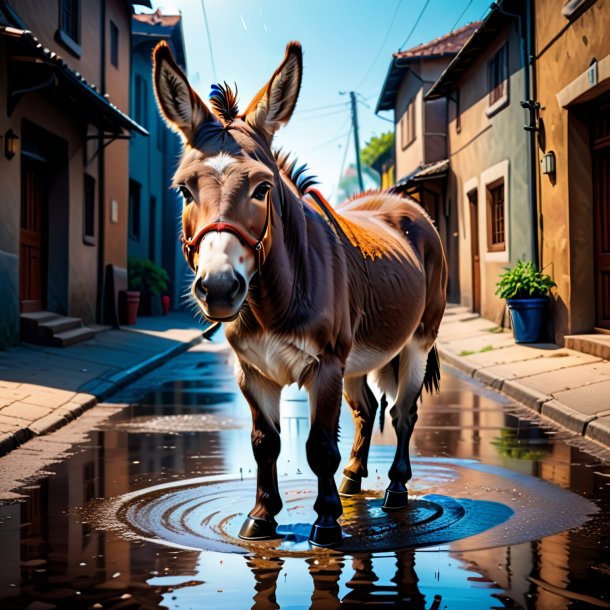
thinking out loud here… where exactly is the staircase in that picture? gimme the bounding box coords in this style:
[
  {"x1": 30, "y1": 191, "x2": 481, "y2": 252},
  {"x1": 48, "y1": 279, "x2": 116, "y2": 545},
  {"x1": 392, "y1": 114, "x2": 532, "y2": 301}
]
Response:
[{"x1": 20, "y1": 311, "x2": 96, "y2": 347}]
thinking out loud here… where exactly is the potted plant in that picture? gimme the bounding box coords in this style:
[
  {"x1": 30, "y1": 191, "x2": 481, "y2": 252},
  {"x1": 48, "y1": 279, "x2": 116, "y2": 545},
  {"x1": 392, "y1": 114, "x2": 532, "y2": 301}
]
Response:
[
  {"x1": 495, "y1": 260, "x2": 556, "y2": 343},
  {"x1": 128, "y1": 257, "x2": 170, "y2": 316}
]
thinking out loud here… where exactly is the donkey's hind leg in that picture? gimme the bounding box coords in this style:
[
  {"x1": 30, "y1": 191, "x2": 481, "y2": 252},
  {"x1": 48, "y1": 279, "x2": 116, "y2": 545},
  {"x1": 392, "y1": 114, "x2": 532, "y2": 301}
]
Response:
[
  {"x1": 236, "y1": 361, "x2": 283, "y2": 540},
  {"x1": 383, "y1": 340, "x2": 429, "y2": 511},
  {"x1": 339, "y1": 375, "x2": 379, "y2": 497}
]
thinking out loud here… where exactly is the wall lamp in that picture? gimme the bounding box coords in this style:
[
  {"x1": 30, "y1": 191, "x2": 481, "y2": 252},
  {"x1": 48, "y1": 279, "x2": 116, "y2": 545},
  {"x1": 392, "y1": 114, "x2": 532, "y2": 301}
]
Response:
[
  {"x1": 542, "y1": 151, "x2": 556, "y2": 175},
  {"x1": 4, "y1": 129, "x2": 19, "y2": 160}
]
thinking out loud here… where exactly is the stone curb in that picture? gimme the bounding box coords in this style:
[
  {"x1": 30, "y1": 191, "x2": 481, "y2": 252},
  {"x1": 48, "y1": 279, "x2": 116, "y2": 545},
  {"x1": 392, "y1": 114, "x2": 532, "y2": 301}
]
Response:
[
  {"x1": 436, "y1": 343, "x2": 609, "y2": 451},
  {"x1": 0, "y1": 333, "x2": 204, "y2": 457}
]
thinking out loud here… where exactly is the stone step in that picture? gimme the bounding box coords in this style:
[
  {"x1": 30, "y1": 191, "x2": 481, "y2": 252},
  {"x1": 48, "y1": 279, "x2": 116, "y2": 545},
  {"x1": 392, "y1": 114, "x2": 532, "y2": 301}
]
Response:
[
  {"x1": 20, "y1": 310, "x2": 59, "y2": 328},
  {"x1": 38, "y1": 316, "x2": 83, "y2": 337},
  {"x1": 51, "y1": 327, "x2": 95, "y2": 347},
  {"x1": 564, "y1": 334, "x2": 610, "y2": 361}
]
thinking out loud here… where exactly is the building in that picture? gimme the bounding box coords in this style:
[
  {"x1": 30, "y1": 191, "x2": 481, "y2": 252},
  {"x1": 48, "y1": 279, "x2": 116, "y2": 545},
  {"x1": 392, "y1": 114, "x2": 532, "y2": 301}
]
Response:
[
  {"x1": 129, "y1": 9, "x2": 186, "y2": 312},
  {"x1": 534, "y1": 0, "x2": 610, "y2": 342},
  {"x1": 0, "y1": 0, "x2": 148, "y2": 348},
  {"x1": 376, "y1": 22, "x2": 479, "y2": 303},
  {"x1": 426, "y1": 1, "x2": 531, "y2": 323}
]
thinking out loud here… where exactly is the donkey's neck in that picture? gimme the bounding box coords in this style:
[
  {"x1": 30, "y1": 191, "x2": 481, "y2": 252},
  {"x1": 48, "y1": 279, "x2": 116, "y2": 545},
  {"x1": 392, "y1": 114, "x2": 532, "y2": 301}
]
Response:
[{"x1": 244, "y1": 181, "x2": 314, "y2": 330}]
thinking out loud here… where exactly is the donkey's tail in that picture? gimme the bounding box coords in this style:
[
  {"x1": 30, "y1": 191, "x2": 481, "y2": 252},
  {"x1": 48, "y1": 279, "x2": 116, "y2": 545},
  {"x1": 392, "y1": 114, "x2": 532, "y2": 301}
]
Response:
[{"x1": 423, "y1": 344, "x2": 441, "y2": 395}]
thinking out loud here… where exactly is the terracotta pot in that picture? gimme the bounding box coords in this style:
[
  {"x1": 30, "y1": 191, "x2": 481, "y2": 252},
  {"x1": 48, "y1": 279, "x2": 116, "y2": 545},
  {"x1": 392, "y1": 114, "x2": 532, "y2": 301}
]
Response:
[{"x1": 120, "y1": 290, "x2": 141, "y2": 325}]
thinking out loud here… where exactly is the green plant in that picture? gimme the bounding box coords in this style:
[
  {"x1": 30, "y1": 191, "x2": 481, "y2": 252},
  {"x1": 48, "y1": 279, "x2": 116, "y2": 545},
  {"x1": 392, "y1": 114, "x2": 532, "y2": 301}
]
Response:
[
  {"x1": 128, "y1": 257, "x2": 169, "y2": 296},
  {"x1": 495, "y1": 260, "x2": 556, "y2": 299}
]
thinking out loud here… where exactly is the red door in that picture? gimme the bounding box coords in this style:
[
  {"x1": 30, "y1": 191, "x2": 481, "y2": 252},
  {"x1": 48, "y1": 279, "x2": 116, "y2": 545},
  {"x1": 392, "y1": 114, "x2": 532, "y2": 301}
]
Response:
[
  {"x1": 468, "y1": 190, "x2": 481, "y2": 314},
  {"x1": 20, "y1": 158, "x2": 47, "y2": 313},
  {"x1": 593, "y1": 97, "x2": 610, "y2": 329}
]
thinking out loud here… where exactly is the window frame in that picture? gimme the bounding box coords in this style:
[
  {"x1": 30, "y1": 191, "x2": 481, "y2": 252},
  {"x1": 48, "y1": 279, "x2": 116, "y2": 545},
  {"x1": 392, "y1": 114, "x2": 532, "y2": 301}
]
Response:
[
  {"x1": 486, "y1": 42, "x2": 509, "y2": 117},
  {"x1": 400, "y1": 99, "x2": 416, "y2": 150},
  {"x1": 480, "y1": 160, "x2": 509, "y2": 263},
  {"x1": 486, "y1": 178, "x2": 506, "y2": 252},
  {"x1": 56, "y1": 0, "x2": 82, "y2": 58},
  {"x1": 110, "y1": 20, "x2": 119, "y2": 68},
  {"x1": 83, "y1": 173, "x2": 96, "y2": 246},
  {"x1": 129, "y1": 180, "x2": 141, "y2": 241}
]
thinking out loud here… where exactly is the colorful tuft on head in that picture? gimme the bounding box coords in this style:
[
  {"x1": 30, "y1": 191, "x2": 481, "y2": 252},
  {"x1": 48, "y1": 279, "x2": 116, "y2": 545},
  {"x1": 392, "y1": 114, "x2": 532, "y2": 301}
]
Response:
[{"x1": 209, "y1": 82, "x2": 239, "y2": 123}]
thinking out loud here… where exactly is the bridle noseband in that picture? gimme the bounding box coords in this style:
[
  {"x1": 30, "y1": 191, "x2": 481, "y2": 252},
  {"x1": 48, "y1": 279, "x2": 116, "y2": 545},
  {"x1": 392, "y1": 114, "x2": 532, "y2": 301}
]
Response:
[{"x1": 180, "y1": 192, "x2": 273, "y2": 273}]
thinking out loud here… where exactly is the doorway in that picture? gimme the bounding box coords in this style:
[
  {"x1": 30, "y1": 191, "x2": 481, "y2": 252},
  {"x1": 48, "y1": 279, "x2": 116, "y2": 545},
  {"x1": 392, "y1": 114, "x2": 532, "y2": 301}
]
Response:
[
  {"x1": 592, "y1": 96, "x2": 610, "y2": 329},
  {"x1": 468, "y1": 189, "x2": 481, "y2": 314},
  {"x1": 20, "y1": 156, "x2": 48, "y2": 313}
]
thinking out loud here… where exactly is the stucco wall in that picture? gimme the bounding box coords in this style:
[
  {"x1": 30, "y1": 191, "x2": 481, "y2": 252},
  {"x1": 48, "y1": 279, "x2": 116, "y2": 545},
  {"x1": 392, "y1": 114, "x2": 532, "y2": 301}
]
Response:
[
  {"x1": 535, "y1": 0, "x2": 610, "y2": 340},
  {"x1": 446, "y1": 24, "x2": 530, "y2": 323}
]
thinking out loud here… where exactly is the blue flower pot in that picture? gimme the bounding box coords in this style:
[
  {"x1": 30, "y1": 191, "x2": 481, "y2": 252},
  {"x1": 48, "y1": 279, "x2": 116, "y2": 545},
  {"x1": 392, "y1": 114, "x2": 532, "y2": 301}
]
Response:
[{"x1": 506, "y1": 297, "x2": 549, "y2": 343}]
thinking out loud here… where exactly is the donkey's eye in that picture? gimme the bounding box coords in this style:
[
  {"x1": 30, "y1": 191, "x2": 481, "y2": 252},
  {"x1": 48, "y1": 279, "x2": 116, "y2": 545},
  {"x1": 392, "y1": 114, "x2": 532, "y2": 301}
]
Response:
[
  {"x1": 251, "y1": 182, "x2": 272, "y2": 201},
  {"x1": 178, "y1": 185, "x2": 193, "y2": 204}
]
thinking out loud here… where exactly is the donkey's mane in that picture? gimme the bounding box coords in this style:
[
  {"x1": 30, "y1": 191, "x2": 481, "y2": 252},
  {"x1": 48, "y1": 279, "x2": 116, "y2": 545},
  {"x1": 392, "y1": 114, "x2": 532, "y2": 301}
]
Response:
[
  {"x1": 209, "y1": 82, "x2": 239, "y2": 123},
  {"x1": 273, "y1": 148, "x2": 318, "y2": 195}
]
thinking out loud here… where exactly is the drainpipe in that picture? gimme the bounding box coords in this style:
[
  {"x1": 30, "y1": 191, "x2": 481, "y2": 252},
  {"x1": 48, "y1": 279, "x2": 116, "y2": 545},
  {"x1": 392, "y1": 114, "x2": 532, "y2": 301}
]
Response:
[{"x1": 96, "y1": 1, "x2": 107, "y2": 322}]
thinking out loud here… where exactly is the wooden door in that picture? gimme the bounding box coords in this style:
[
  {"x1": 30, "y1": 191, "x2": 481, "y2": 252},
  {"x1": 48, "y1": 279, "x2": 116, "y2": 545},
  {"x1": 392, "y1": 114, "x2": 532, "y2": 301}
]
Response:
[
  {"x1": 468, "y1": 189, "x2": 481, "y2": 314},
  {"x1": 20, "y1": 158, "x2": 47, "y2": 312},
  {"x1": 593, "y1": 97, "x2": 610, "y2": 329}
]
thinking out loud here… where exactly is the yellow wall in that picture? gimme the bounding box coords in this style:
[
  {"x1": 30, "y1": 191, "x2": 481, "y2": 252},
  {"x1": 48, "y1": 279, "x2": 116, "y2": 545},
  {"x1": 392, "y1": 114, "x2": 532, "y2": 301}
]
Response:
[{"x1": 535, "y1": 0, "x2": 610, "y2": 341}]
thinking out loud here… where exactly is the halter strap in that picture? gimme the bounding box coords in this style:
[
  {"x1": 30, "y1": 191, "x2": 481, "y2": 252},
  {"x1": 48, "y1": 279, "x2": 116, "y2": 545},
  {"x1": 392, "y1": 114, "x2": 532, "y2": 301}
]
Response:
[{"x1": 180, "y1": 192, "x2": 273, "y2": 273}]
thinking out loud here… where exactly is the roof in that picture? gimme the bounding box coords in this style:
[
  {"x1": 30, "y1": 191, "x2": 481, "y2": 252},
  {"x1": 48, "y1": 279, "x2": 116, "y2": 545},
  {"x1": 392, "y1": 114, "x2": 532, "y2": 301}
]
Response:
[
  {"x1": 132, "y1": 9, "x2": 186, "y2": 70},
  {"x1": 0, "y1": 26, "x2": 147, "y2": 136},
  {"x1": 426, "y1": 0, "x2": 524, "y2": 100},
  {"x1": 395, "y1": 159, "x2": 449, "y2": 188},
  {"x1": 133, "y1": 8, "x2": 180, "y2": 27},
  {"x1": 376, "y1": 22, "x2": 480, "y2": 113}
]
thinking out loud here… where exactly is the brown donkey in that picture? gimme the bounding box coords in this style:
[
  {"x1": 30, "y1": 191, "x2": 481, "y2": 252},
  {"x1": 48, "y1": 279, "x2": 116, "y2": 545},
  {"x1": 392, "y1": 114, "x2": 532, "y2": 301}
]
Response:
[{"x1": 153, "y1": 41, "x2": 447, "y2": 547}]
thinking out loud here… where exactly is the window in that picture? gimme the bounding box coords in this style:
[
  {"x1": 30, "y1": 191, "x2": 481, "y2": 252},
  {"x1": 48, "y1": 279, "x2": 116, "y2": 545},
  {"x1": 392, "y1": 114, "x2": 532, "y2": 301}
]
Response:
[
  {"x1": 149, "y1": 196, "x2": 157, "y2": 261},
  {"x1": 486, "y1": 179, "x2": 505, "y2": 252},
  {"x1": 57, "y1": 0, "x2": 81, "y2": 57},
  {"x1": 135, "y1": 76, "x2": 148, "y2": 128},
  {"x1": 110, "y1": 21, "x2": 119, "y2": 68},
  {"x1": 83, "y1": 173, "x2": 95, "y2": 245},
  {"x1": 400, "y1": 100, "x2": 416, "y2": 150},
  {"x1": 488, "y1": 44, "x2": 508, "y2": 108},
  {"x1": 129, "y1": 180, "x2": 141, "y2": 240}
]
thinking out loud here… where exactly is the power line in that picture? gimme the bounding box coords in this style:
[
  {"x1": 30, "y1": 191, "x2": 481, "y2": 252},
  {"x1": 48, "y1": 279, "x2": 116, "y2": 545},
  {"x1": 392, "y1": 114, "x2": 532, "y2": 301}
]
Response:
[
  {"x1": 450, "y1": 0, "x2": 476, "y2": 31},
  {"x1": 301, "y1": 129, "x2": 351, "y2": 153},
  {"x1": 354, "y1": 0, "x2": 403, "y2": 91},
  {"x1": 336, "y1": 124, "x2": 353, "y2": 190},
  {"x1": 296, "y1": 101, "x2": 349, "y2": 114},
  {"x1": 399, "y1": 0, "x2": 431, "y2": 51},
  {"x1": 200, "y1": 0, "x2": 217, "y2": 83},
  {"x1": 293, "y1": 107, "x2": 350, "y2": 122}
]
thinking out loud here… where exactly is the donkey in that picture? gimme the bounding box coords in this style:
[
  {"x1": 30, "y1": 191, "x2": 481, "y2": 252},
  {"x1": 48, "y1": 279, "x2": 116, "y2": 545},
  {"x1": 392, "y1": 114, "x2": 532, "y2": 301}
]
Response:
[{"x1": 153, "y1": 40, "x2": 447, "y2": 547}]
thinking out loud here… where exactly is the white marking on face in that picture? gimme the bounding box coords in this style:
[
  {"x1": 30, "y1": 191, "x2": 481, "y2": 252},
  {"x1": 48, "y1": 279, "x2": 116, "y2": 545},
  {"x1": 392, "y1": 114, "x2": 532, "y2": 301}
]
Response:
[
  {"x1": 203, "y1": 153, "x2": 237, "y2": 175},
  {"x1": 196, "y1": 232, "x2": 255, "y2": 284}
]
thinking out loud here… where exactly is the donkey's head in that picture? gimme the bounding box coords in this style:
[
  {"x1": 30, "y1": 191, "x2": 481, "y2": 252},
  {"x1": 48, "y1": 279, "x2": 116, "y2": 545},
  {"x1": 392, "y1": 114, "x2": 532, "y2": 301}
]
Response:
[{"x1": 153, "y1": 41, "x2": 302, "y2": 322}]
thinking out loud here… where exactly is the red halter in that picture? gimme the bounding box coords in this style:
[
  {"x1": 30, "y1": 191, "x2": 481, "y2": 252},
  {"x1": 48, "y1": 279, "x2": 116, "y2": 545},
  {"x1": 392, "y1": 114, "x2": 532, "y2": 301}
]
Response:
[{"x1": 180, "y1": 193, "x2": 273, "y2": 273}]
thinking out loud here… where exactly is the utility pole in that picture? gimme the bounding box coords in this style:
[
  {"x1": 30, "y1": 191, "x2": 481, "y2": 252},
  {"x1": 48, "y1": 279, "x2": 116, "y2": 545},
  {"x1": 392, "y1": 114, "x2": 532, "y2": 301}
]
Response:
[{"x1": 349, "y1": 91, "x2": 365, "y2": 192}]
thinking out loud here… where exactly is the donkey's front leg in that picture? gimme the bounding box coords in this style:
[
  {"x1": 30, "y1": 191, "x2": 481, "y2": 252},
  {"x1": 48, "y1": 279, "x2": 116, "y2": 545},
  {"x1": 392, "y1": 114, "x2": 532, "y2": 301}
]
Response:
[
  {"x1": 237, "y1": 361, "x2": 283, "y2": 540},
  {"x1": 306, "y1": 355, "x2": 344, "y2": 547}
]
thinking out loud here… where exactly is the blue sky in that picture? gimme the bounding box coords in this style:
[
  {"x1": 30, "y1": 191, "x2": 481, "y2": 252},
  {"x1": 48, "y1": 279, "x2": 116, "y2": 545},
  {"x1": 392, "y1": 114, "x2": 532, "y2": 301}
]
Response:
[{"x1": 145, "y1": 0, "x2": 491, "y2": 201}]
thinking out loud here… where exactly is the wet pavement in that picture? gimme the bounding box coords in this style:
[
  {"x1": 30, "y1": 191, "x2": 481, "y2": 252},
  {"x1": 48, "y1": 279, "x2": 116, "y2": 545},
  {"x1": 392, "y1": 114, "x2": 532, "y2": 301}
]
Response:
[{"x1": 1, "y1": 338, "x2": 610, "y2": 609}]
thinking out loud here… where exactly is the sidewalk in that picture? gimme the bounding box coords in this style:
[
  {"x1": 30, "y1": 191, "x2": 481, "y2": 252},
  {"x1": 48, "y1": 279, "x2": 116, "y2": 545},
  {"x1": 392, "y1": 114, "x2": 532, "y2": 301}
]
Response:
[
  {"x1": 438, "y1": 305, "x2": 610, "y2": 450},
  {"x1": 0, "y1": 312, "x2": 207, "y2": 456}
]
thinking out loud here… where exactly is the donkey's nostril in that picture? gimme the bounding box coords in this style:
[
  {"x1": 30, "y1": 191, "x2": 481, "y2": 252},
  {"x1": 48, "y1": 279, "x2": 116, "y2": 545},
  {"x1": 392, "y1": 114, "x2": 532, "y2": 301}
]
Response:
[
  {"x1": 230, "y1": 272, "x2": 245, "y2": 300},
  {"x1": 195, "y1": 277, "x2": 208, "y2": 299}
]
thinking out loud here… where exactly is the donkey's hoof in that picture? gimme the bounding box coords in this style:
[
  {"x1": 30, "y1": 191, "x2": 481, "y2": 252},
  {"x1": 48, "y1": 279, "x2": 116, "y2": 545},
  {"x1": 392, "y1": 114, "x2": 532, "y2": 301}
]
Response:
[
  {"x1": 338, "y1": 474, "x2": 362, "y2": 497},
  {"x1": 382, "y1": 488, "x2": 409, "y2": 512},
  {"x1": 238, "y1": 516, "x2": 279, "y2": 540},
  {"x1": 309, "y1": 519, "x2": 342, "y2": 547}
]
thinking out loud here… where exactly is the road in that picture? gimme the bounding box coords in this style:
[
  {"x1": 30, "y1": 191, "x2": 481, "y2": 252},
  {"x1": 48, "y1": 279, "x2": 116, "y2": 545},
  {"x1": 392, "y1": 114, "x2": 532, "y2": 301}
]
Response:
[{"x1": 0, "y1": 337, "x2": 609, "y2": 609}]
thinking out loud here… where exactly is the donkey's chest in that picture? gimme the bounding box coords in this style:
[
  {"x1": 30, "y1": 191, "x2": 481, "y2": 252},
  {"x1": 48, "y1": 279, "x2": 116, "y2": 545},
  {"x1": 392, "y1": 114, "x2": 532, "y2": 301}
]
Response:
[{"x1": 235, "y1": 333, "x2": 320, "y2": 387}]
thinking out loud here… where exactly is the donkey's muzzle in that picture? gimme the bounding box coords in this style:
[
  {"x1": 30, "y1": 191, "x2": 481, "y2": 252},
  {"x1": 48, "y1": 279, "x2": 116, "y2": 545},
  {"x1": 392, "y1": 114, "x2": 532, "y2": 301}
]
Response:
[{"x1": 194, "y1": 265, "x2": 246, "y2": 319}]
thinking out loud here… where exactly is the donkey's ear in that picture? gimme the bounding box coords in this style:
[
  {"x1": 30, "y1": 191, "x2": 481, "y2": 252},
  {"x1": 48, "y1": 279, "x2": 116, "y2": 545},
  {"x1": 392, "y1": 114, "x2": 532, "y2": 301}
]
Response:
[
  {"x1": 153, "y1": 41, "x2": 213, "y2": 142},
  {"x1": 243, "y1": 41, "x2": 302, "y2": 139}
]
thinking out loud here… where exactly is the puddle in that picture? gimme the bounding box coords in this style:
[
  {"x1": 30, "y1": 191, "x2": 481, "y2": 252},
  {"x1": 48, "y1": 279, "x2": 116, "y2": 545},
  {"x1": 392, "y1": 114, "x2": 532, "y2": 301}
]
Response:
[{"x1": 0, "y1": 344, "x2": 609, "y2": 609}]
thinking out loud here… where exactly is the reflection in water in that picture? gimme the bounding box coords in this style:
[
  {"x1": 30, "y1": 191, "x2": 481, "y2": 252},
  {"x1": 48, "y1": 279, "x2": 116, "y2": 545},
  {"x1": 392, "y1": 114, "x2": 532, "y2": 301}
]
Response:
[{"x1": 0, "y1": 348, "x2": 609, "y2": 609}]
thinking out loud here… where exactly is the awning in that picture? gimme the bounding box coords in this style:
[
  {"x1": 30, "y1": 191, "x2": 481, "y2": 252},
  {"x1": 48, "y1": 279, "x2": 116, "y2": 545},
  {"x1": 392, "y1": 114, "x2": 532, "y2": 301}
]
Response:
[
  {"x1": 1, "y1": 26, "x2": 148, "y2": 136},
  {"x1": 395, "y1": 159, "x2": 449, "y2": 188}
]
